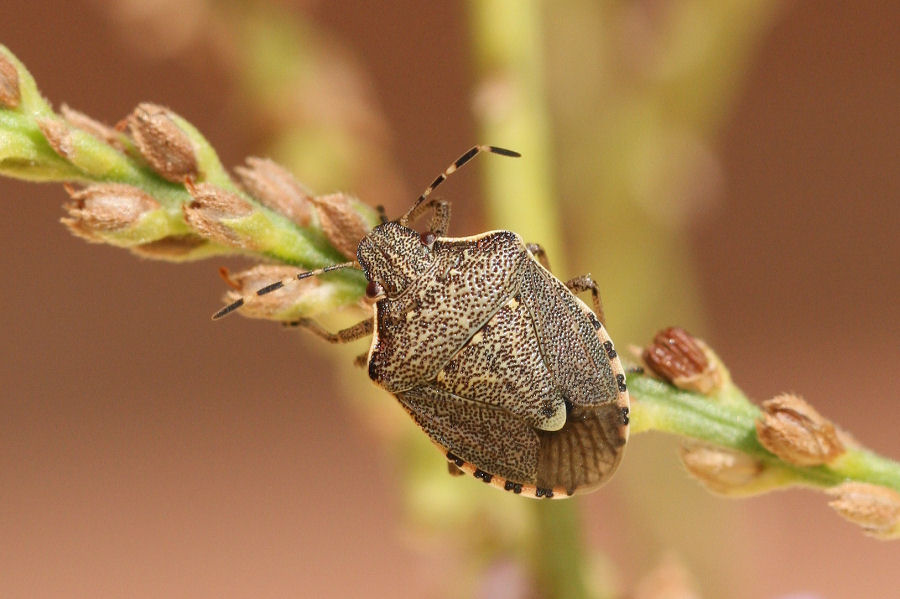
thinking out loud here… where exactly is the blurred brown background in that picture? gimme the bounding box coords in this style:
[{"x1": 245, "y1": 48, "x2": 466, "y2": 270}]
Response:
[{"x1": 1, "y1": 2, "x2": 898, "y2": 598}]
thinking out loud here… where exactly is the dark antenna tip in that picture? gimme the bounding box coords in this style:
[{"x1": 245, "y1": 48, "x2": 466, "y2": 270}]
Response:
[
  {"x1": 488, "y1": 146, "x2": 521, "y2": 158},
  {"x1": 400, "y1": 145, "x2": 522, "y2": 226}
]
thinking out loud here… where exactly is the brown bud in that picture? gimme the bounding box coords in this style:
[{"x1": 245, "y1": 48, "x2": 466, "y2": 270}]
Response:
[
  {"x1": 131, "y1": 234, "x2": 210, "y2": 260},
  {"x1": 0, "y1": 55, "x2": 20, "y2": 109},
  {"x1": 219, "y1": 265, "x2": 320, "y2": 320},
  {"x1": 756, "y1": 393, "x2": 845, "y2": 466},
  {"x1": 183, "y1": 183, "x2": 255, "y2": 248},
  {"x1": 235, "y1": 157, "x2": 313, "y2": 228},
  {"x1": 37, "y1": 118, "x2": 75, "y2": 160},
  {"x1": 127, "y1": 103, "x2": 197, "y2": 182},
  {"x1": 312, "y1": 192, "x2": 371, "y2": 259},
  {"x1": 61, "y1": 184, "x2": 160, "y2": 242},
  {"x1": 827, "y1": 482, "x2": 900, "y2": 539},
  {"x1": 679, "y1": 440, "x2": 767, "y2": 496},
  {"x1": 642, "y1": 327, "x2": 723, "y2": 394},
  {"x1": 61, "y1": 104, "x2": 121, "y2": 147},
  {"x1": 0, "y1": 52, "x2": 20, "y2": 108}
]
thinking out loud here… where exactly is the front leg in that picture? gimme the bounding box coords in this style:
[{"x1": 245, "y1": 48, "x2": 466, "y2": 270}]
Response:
[
  {"x1": 284, "y1": 317, "x2": 374, "y2": 344},
  {"x1": 404, "y1": 197, "x2": 451, "y2": 238},
  {"x1": 428, "y1": 199, "x2": 451, "y2": 238}
]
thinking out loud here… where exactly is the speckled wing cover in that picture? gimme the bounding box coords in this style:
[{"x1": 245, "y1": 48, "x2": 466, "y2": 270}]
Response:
[
  {"x1": 374, "y1": 231, "x2": 628, "y2": 497},
  {"x1": 368, "y1": 231, "x2": 527, "y2": 392}
]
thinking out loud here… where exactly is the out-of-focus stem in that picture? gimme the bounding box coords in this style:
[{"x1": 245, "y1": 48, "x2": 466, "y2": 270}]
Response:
[
  {"x1": 468, "y1": 2, "x2": 592, "y2": 598},
  {"x1": 468, "y1": 0, "x2": 562, "y2": 260}
]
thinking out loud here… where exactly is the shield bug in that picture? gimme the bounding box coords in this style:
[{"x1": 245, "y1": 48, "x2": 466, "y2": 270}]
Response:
[{"x1": 215, "y1": 146, "x2": 630, "y2": 498}]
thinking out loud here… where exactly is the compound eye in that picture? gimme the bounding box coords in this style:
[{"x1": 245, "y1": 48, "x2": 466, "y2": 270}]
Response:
[
  {"x1": 365, "y1": 279, "x2": 385, "y2": 301},
  {"x1": 419, "y1": 231, "x2": 436, "y2": 248}
]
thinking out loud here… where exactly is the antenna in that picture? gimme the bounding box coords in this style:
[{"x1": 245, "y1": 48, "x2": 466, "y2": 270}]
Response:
[
  {"x1": 212, "y1": 261, "x2": 358, "y2": 320},
  {"x1": 398, "y1": 145, "x2": 520, "y2": 227}
]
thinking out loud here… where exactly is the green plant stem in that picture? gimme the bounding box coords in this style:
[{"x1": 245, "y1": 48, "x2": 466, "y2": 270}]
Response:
[{"x1": 629, "y1": 374, "x2": 900, "y2": 492}]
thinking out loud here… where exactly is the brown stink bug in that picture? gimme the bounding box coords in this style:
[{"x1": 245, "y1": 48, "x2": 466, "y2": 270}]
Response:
[{"x1": 214, "y1": 146, "x2": 630, "y2": 498}]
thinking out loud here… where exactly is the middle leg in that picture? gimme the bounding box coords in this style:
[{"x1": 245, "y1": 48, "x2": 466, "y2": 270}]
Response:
[
  {"x1": 526, "y1": 242, "x2": 552, "y2": 272},
  {"x1": 564, "y1": 274, "x2": 606, "y2": 326},
  {"x1": 523, "y1": 243, "x2": 604, "y2": 324}
]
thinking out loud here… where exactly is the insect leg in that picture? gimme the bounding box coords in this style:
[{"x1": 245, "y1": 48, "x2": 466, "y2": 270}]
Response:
[
  {"x1": 428, "y1": 200, "x2": 451, "y2": 237},
  {"x1": 564, "y1": 274, "x2": 606, "y2": 326},
  {"x1": 526, "y1": 243, "x2": 552, "y2": 272},
  {"x1": 353, "y1": 351, "x2": 369, "y2": 368},
  {"x1": 284, "y1": 317, "x2": 374, "y2": 343},
  {"x1": 447, "y1": 462, "x2": 466, "y2": 477},
  {"x1": 403, "y1": 197, "x2": 451, "y2": 236}
]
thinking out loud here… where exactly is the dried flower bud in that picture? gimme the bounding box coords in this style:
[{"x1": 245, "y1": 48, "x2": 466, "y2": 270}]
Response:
[
  {"x1": 312, "y1": 192, "x2": 371, "y2": 259},
  {"x1": 235, "y1": 157, "x2": 313, "y2": 228},
  {"x1": 756, "y1": 393, "x2": 845, "y2": 466},
  {"x1": 827, "y1": 482, "x2": 900, "y2": 539},
  {"x1": 39, "y1": 116, "x2": 138, "y2": 179},
  {"x1": 127, "y1": 103, "x2": 198, "y2": 182},
  {"x1": 130, "y1": 234, "x2": 210, "y2": 260},
  {"x1": 643, "y1": 327, "x2": 723, "y2": 394},
  {"x1": 0, "y1": 52, "x2": 20, "y2": 108},
  {"x1": 219, "y1": 265, "x2": 321, "y2": 320},
  {"x1": 61, "y1": 104, "x2": 121, "y2": 147},
  {"x1": 679, "y1": 441, "x2": 767, "y2": 496},
  {"x1": 37, "y1": 118, "x2": 75, "y2": 160},
  {"x1": 61, "y1": 184, "x2": 160, "y2": 242},
  {"x1": 183, "y1": 183, "x2": 256, "y2": 249}
]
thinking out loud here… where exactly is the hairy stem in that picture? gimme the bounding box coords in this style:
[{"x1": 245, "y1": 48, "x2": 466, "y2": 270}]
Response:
[{"x1": 629, "y1": 374, "x2": 900, "y2": 492}]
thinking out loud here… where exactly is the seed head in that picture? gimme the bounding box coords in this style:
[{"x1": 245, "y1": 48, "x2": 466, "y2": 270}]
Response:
[
  {"x1": 183, "y1": 183, "x2": 256, "y2": 249},
  {"x1": 642, "y1": 327, "x2": 723, "y2": 394},
  {"x1": 311, "y1": 192, "x2": 371, "y2": 259},
  {"x1": 127, "y1": 103, "x2": 198, "y2": 182},
  {"x1": 235, "y1": 157, "x2": 313, "y2": 228},
  {"x1": 61, "y1": 184, "x2": 160, "y2": 242},
  {"x1": 61, "y1": 104, "x2": 121, "y2": 148},
  {"x1": 679, "y1": 440, "x2": 769, "y2": 496},
  {"x1": 0, "y1": 52, "x2": 20, "y2": 108},
  {"x1": 827, "y1": 482, "x2": 900, "y2": 539},
  {"x1": 756, "y1": 393, "x2": 845, "y2": 466},
  {"x1": 37, "y1": 118, "x2": 75, "y2": 160},
  {"x1": 131, "y1": 234, "x2": 211, "y2": 260}
]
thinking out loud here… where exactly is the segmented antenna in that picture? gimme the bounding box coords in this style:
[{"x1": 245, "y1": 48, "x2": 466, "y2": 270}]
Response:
[
  {"x1": 398, "y1": 145, "x2": 520, "y2": 227},
  {"x1": 213, "y1": 145, "x2": 520, "y2": 321},
  {"x1": 211, "y1": 261, "x2": 358, "y2": 320}
]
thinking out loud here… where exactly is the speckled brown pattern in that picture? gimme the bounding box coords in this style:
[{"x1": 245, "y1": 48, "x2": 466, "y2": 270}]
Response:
[
  {"x1": 361, "y1": 228, "x2": 528, "y2": 392},
  {"x1": 359, "y1": 223, "x2": 629, "y2": 497}
]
